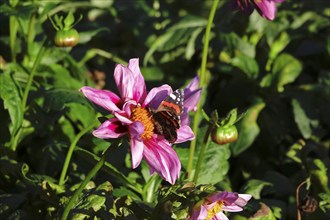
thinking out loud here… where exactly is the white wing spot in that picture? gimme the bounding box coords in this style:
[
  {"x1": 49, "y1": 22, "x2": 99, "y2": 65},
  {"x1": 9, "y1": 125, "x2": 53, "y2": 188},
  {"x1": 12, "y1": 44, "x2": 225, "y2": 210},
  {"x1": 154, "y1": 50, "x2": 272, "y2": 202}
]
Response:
[{"x1": 170, "y1": 93, "x2": 176, "y2": 100}]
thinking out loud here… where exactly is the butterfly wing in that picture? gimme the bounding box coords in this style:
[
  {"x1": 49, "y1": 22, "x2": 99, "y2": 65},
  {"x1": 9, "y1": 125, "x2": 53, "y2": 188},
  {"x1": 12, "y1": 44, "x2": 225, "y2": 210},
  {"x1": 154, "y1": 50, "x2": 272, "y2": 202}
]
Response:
[{"x1": 152, "y1": 89, "x2": 184, "y2": 143}]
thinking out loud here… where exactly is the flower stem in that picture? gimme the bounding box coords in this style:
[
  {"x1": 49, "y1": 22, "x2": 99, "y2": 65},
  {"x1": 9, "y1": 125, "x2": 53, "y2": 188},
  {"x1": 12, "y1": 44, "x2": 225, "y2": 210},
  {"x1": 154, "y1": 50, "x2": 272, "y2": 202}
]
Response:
[
  {"x1": 193, "y1": 123, "x2": 213, "y2": 183},
  {"x1": 187, "y1": 0, "x2": 219, "y2": 179},
  {"x1": 59, "y1": 122, "x2": 97, "y2": 186},
  {"x1": 60, "y1": 144, "x2": 113, "y2": 220}
]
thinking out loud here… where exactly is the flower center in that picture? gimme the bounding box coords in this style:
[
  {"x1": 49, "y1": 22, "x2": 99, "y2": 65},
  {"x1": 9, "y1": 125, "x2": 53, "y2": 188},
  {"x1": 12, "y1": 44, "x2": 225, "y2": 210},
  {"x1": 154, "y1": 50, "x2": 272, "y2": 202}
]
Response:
[
  {"x1": 206, "y1": 200, "x2": 224, "y2": 220},
  {"x1": 130, "y1": 106, "x2": 154, "y2": 140}
]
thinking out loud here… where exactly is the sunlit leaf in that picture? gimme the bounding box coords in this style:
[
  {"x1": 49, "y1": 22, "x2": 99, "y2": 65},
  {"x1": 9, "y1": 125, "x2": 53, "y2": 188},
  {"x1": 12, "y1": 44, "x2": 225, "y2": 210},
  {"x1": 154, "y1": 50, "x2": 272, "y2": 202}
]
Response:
[
  {"x1": 144, "y1": 15, "x2": 207, "y2": 65},
  {"x1": 291, "y1": 99, "x2": 312, "y2": 139},
  {"x1": 266, "y1": 31, "x2": 290, "y2": 70},
  {"x1": 310, "y1": 159, "x2": 328, "y2": 190},
  {"x1": 243, "y1": 179, "x2": 272, "y2": 200},
  {"x1": 319, "y1": 192, "x2": 330, "y2": 213},
  {"x1": 196, "y1": 142, "x2": 231, "y2": 185},
  {"x1": 249, "y1": 203, "x2": 277, "y2": 220},
  {"x1": 271, "y1": 53, "x2": 302, "y2": 92}
]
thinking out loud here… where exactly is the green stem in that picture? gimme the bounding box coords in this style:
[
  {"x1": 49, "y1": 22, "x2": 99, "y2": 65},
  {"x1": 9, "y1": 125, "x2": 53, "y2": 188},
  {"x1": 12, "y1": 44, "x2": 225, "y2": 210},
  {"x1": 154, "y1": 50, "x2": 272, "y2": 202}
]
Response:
[
  {"x1": 9, "y1": 16, "x2": 18, "y2": 63},
  {"x1": 75, "y1": 147, "x2": 143, "y2": 195},
  {"x1": 61, "y1": 145, "x2": 113, "y2": 220},
  {"x1": 27, "y1": 13, "x2": 36, "y2": 58},
  {"x1": 10, "y1": 39, "x2": 47, "y2": 151},
  {"x1": 21, "y1": 40, "x2": 47, "y2": 112},
  {"x1": 59, "y1": 122, "x2": 97, "y2": 186},
  {"x1": 193, "y1": 123, "x2": 213, "y2": 183},
  {"x1": 187, "y1": 0, "x2": 219, "y2": 179}
]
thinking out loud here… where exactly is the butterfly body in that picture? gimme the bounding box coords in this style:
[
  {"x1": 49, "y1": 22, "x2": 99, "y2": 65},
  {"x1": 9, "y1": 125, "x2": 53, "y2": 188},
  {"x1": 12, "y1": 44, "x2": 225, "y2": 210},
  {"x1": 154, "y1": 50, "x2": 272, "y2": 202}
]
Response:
[{"x1": 150, "y1": 89, "x2": 184, "y2": 144}]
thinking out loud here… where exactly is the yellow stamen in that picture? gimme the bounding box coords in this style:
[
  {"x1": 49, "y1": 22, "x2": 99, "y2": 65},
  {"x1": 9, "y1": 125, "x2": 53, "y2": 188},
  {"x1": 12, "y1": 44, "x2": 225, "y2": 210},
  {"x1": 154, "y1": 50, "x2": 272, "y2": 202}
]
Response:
[
  {"x1": 130, "y1": 106, "x2": 154, "y2": 140},
  {"x1": 206, "y1": 200, "x2": 224, "y2": 220}
]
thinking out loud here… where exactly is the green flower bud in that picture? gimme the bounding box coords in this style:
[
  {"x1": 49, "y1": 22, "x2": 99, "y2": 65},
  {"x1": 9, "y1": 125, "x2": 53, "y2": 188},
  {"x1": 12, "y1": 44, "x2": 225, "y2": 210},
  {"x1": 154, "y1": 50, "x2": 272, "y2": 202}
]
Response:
[
  {"x1": 211, "y1": 125, "x2": 238, "y2": 145},
  {"x1": 54, "y1": 29, "x2": 79, "y2": 47}
]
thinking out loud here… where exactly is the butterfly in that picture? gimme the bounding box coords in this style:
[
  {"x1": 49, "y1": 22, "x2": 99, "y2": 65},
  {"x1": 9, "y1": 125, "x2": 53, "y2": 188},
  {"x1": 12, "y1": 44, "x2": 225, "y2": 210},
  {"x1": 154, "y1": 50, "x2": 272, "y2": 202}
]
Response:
[{"x1": 150, "y1": 89, "x2": 184, "y2": 144}]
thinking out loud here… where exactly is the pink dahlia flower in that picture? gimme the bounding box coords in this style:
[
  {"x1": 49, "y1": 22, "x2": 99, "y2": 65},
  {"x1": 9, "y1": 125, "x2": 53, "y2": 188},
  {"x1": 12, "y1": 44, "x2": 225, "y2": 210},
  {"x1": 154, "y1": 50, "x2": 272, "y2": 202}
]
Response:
[
  {"x1": 80, "y1": 58, "x2": 201, "y2": 184},
  {"x1": 233, "y1": 0, "x2": 284, "y2": 21},
  {"x1": 188, "y1": 191, "x2": 252, "y2": 220}
]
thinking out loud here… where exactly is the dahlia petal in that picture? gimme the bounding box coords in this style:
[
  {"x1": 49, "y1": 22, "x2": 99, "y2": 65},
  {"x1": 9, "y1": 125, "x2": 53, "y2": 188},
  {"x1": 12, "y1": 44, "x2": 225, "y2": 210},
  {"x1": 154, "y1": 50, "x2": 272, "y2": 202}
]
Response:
[
  {"x1": 143, "y1": 84, "x2": 172, "y2": 109},
  {"x1": 129, "y1": 121, "x2": 144, "y2": 139},
  {"x1": 129, "y1": 122, "x2": 145, "y2": 168},
  {"x1": 222, "y1": 205, "x2": 243, "y2": 212},
  {"x1": 122, "y1": 100, "x2": 138, "y2": 118},
  {"x1": 180, "y1": 111, "x2": 190, "y2": 126},
  {"x1": 214, "y1": 212, "x2": 229, "y2": 220},
  {"x1": 92, "y1": 118, "x2": 127, "y2": 139},
  {"x1": 114, "y1": 63, "x2": 135, "y2": 101},
  {"x1": 184, "y1": 88, "x2": 202, "y2": 112},
  {"x1": 80, "y1": 86, "x2": 121, "y2": 112},
  {"x1": 189, "y1": 205, "x2": 208, "y2": 220},
  {"x1": 175, "y1": 125, "x2": 195, "y2": 143},
  {"x1": 185, "y1": 75, "x2": 200, "y2": 92},
  {"x1": 253, "y1": 0, "x2": 277, "y2": 20},
  {"x1": 127, "y1": 58, "x2": 147, "y2": 102},
  {"x1": 114, "y1": 111, "x2": 132, "y2": 125},
  {"x1": 235, "y1": 194, "x2": 252, "y2": 207},
  {"x1": 143, "y1": 137, "x2": 181, "y2": 184},
  {"x1": 208, "y1": 192, "x2": 238, "y2": 204},
  {"x1": 232, "y1": 0, "x2": 254, "y2": 15}
]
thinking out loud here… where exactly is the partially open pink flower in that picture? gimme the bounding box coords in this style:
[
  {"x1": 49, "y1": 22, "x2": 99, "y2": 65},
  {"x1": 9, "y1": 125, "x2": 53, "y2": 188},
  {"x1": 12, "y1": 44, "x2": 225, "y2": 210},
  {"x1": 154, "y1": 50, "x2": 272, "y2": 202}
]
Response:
[
  {"x1": 80, "y1": 58, "x2": 201, "y2": 184},
  {"x1": 233, "y1": 0, "x2": 284, "y2": 20},
  {"x1": 188, "y1": 191, "x2": 252, "y2": 220}
]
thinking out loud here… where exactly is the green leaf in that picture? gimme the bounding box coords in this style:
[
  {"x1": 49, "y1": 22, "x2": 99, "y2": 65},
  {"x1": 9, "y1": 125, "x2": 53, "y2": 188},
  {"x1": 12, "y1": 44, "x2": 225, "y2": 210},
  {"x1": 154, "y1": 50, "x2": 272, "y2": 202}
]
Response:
[
  {"x1": 48, "y1": 63, "x2": 83, "y2": 90},
  {"x1": 79, "y1": 27, "x2": 109, "y2": 44},
  {"x1": 185, "y1": 27, "x2": 204, "y2": 60},
  {"x1": 66, "y1": 103, "x2": 96, "y2": 128},
  {"x1": 140, "y1": 66, "x2": 164, "y2": 81},
  {"x1": 113, "y1": 187, "x2": 141, "y2": 201},
  {"x1": 286, "y1": 140, "x2": 304, "y2": 164},
  {"x1": 0, "y1": 193, "x2": 26, "y2": 217},
  {"x1": 243, "y1": 179, "x2": 273, "y2": 200},
  {"x1": 319, "y1": 192, "x2": 330, "y2": 213},
  {"x1": 230, "y1": 54, "x2": 259, "y2": 79},
  {"x1": 76, "y1": 182, "x2": 112, "y2": 211},
  {"x1": 175, "y1": 146, "x2": 191, "y2": 171},
  {"x1": 0, "y1": 71, "x2": 23, "y2": 136},
  {"x1": 230, "y1": 102, "x2": 265, "y2": 156},
  {"x1": 249, "y1": 203, "x2": 277, "y2": 220},
  {"x1": 43, "y1": 89, "x2": 91, "y2": 111},
  {"x1": 144, "y1": 15, "x2": 207, "y2": 65},
  {"x1": 219, "y1": 32, "x2": 256, "y2": 58},
  {"x1": 220, "y1": 108, "x2": 238, "y2": 127},
  {"x1": 311, "y1": 159, "x2": 328, "y2": 190},
  {"x1": 291, "y1": 99, "x2": 312, "y2": 139},
  {"x1": 64, "y1": 12, "x2": 75, "y2": 29},
  {"x1": 266, "y1": 32, "x2": 290, "y2": 71},
  {"x1": 196, "y1": 142, "x2": 231, "y2": 185},
  {"x1": 271, "y1": 53, "x2": 302, "y2": 92}
]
